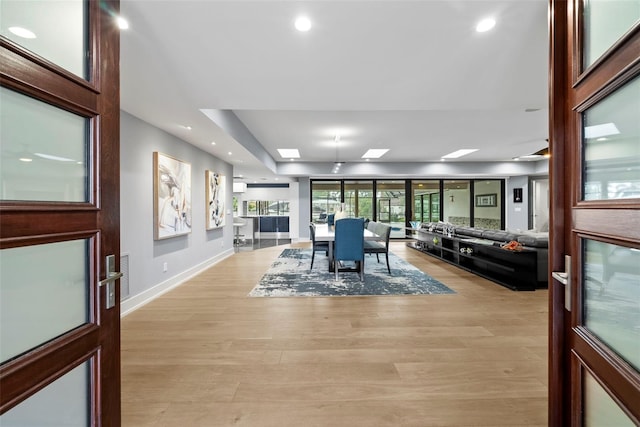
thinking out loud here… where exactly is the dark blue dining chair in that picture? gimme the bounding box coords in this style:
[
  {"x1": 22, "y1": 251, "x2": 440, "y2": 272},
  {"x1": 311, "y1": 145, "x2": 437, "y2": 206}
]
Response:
[
  {"x1": 309, "y1": 223, "x2": 329, "y2": 270},
  {"x1": 327, "y1": 213, "x2": 335, "y2": 227},
  {"x1": 333, "y1": 217, "x2": 365, "y2": 281}
]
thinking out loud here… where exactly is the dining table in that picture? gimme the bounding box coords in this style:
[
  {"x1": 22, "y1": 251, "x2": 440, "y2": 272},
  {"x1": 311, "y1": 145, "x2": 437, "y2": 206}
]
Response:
[{"x1": 313, "y1": 223, "x2": 380, "y2": 272}]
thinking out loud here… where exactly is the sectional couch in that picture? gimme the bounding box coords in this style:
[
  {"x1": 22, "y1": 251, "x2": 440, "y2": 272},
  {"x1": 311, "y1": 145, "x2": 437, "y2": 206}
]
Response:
[{"x1": 418, "y1": 222, "x2": 549, "y2": 287}]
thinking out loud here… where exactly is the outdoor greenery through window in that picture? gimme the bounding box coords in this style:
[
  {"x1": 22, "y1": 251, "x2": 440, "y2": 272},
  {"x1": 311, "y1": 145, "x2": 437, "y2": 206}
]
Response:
[
  {"x1": 344, "y1": 181, "x2": 373, "y2": 220},
  {"x1": 412, "y1": 180, "x2": 440, "y2": 224},
  {"x1": 377, "y1": 180, "x2": 406, "y2": 238},
  {"x1": 310, "y1": 178, "x2": 505, "y2": 235},
  {"x1": 311, "y1": 180, "x2": 341, "y2": 223}
]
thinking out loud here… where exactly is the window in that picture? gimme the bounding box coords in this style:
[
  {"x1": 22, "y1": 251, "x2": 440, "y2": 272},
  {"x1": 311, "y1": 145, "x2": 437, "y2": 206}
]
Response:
[
  {"x1": 344, "y1": 180, "x2": 373, "y2": 219},
  {"x1": 311, "y1": 180, "x2": 341, "y2": 223}
]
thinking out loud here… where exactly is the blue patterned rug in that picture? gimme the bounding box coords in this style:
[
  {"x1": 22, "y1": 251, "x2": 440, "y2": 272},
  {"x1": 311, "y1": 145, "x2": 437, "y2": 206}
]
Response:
[{"x1": 249, "y1": 248, "x2": 455, "y2": 297}]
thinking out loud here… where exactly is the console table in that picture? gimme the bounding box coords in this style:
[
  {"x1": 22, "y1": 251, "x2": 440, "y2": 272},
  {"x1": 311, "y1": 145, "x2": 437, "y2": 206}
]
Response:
[{"x1": 408, "y1": 230, "x2": 539, "y2": 291}]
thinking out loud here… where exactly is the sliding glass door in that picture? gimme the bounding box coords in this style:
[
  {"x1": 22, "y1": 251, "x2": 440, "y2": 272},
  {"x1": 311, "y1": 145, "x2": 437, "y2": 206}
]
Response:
[
  {"x1": 344, "y1": 180, "x2": 373, "y2": 220},
  {"x1": 311, "y1": 180, "x2": 341, "y2": 223},
  {"x1": 376, "y1": 181, "x2": 406, "y2": 238}
]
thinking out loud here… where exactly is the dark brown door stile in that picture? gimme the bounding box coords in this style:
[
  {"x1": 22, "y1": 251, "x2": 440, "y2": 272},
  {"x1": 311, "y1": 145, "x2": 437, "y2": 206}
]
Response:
[{"x1": 0, "y1": 0, "x2": 121, "y2": 424}]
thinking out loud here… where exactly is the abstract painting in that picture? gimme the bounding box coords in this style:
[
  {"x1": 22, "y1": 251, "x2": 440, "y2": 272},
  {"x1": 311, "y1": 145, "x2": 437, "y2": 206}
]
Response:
[
  {"x1": 206, "y1": 170, "x2": 225, "y2": 229},
  {"x1": 153, "y1": 152, "x2": 192, "y2": 240}
]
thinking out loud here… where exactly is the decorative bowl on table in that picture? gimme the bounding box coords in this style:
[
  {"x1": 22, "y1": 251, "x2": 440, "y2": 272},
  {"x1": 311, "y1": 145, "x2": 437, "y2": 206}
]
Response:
[{"x1": 500, "y1": 240, "x2": 524, "y2": 251}]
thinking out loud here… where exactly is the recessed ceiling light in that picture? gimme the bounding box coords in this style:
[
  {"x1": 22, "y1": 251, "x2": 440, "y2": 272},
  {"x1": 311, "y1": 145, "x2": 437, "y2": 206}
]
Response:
[
  {"x1": 362, "y1": 149, "x2": 389, "y2": 159},
  {"x1": 476, "y1": 18, "x2": 496, "y2": 33},
  {"x1": 290, "y1": 158, "x2": 295, "y2": 161},
  {"x1": 228, "y1": 151, "x2": 232, "y2": 155},
  {"x1": 441, "y1": 149, "x2": 478, "y2": 159},
  {"x1": 295, "y1": 16, "x2": 311, "y2": 32},
  {"x1": 9, "y1": 26, "x2": 36, "y2": 39},
  {"x1": 277, "y1": 148, "x2": 300, "y2": 158},
  {"x1": 180, "y1": 125, "x2": 192, "y2": 130},
  {"x1": 19, "y1": 157, "x2": 33, "y2": 162},
  {"x1": 116, "y1": 16, "x2": 129, "y2": 30},
  {"x1": 365, "y1": 159, "x2": 370, "y2": 162},
  {"x1": 211, "y1": 141, "x2": 216, "y2": 145}
]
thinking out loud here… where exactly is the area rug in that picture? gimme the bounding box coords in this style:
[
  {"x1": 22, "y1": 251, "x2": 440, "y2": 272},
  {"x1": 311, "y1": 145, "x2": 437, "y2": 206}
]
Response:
[{"x1": 249, "y1": 248, "x2": 455, "y2": 297}]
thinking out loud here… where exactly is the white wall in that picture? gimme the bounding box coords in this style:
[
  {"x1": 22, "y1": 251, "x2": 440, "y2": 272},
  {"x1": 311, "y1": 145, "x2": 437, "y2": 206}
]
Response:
[
  {"x1": 506, "y1": 175, "x2": 530, "y2": 231},
  {"x1": 243, "y1": 186, "x2": 291, "y2": 201},
  {"x1": 120, "y1": 112, "x2": 234, "y2": 315},
  {"x1": 298, "y1": 177, "x2": 311, "y2": 240}
]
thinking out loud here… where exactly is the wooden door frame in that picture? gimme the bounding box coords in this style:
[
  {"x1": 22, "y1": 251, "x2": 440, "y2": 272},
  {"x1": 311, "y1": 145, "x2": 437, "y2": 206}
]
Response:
[
  {"x1": 548, "y1": 1, "x2": 572, "y2": 426},
  {"x1": 96, "y1": 0, "x2": 122, "y2": 421},
  {"x1": 549, "y1": 1, "x2": 640, "y2": 425},
  {"x1": 0, "y1": 0, "x2": 121, "y2": 423}
]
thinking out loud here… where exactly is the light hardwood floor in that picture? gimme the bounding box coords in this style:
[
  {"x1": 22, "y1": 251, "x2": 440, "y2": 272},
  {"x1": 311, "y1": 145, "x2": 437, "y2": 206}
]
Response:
[{"x1": 121, "y1": 241, "x2": 548, "y2": 426}]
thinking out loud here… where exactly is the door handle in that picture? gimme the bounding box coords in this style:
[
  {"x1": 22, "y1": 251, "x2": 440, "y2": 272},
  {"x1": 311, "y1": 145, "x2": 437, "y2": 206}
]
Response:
[
  {"x1": 551, "y1": 271, "x2": 568, "y2": 285},
  {"x1": 99, "y1": 254, "x2": 122, "y2": 309},
  {"x1": 552, "y1": 255, "x2": 571, "y2": 311}
]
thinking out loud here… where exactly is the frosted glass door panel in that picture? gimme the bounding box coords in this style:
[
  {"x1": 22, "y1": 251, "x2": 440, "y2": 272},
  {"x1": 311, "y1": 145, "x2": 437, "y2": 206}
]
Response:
[
  {"x1": 0, "y1": 360, "x2": 90, "y2": 426},
  {"x1": 583, "y1": 239, "x2": 640, "y2": 371},
  {"x1": 0, "y1": 240, "x2": 90, "y2": 363},
  {"x1": 583, "y1": 369, "x2": 635, "y2": 426},
  {"x1": 0, "y1": 87, "x2": 89, "y2": 202},
  {"x1": 0, "y1": 0, "x2": 87, "y2": 78},
  {"x1": 582, "y1": 76, "x2": 640, "y2": 201},
  {"x1": 583, "y1": 0, "x2": 640, "y2": 69}
]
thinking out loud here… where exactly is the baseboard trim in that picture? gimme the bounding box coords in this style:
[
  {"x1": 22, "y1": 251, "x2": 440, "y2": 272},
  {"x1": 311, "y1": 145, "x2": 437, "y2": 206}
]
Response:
[{"x1": 120, "y1": 248, "x2": 235, "y2": 317}]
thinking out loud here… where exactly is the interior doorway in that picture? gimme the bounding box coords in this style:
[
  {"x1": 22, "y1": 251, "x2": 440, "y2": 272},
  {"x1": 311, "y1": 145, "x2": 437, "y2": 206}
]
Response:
[{"x1": 530, "y1": 177, "x2": 549, "y2": 231}]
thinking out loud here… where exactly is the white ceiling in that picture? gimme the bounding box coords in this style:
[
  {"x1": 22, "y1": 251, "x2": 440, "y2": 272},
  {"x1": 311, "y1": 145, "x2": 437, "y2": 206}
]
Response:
[{"x1": 120, "y1": 0, "x2": 549, "y2": 182}]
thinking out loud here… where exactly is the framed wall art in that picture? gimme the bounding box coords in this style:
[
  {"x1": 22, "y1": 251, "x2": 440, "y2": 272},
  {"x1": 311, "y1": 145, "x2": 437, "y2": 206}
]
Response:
[
  {"x1": 206, "y1": 170, "x2": 225, "y2": 229},
  {"x1": 475, "y1": 193, "x2": 497, "y2": 207},
  {"x1": 153, "y1": 152, "x2": 192, "y2": 240},
  {"x1": 513, "y1": 188, "x2": 523, "y2": 203}
]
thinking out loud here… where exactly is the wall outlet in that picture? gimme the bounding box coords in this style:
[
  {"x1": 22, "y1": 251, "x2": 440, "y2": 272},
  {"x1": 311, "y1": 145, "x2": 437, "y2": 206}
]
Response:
[{"x1": 163, "y1": 262, "x2": 167, "y2": 272}]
